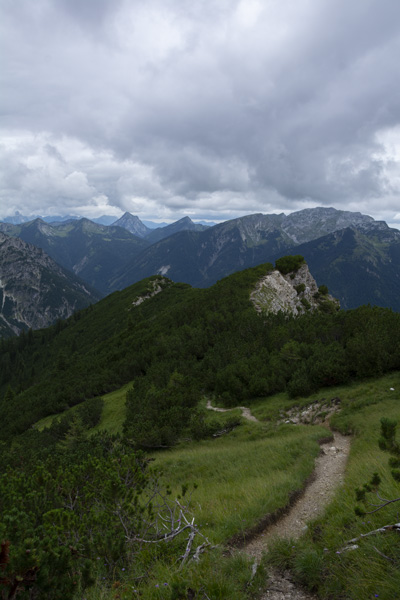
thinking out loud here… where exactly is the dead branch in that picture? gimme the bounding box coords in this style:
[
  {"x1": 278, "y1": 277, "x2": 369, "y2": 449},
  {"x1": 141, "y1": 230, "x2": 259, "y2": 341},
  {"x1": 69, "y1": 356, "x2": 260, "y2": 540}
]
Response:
[
  {"x1": 337, "y1": 522, "x2": 400, "y2": 553},
  {"x1": 114, "y1": 492, "x2": 213, "y2": 567},
  {"x1": 363, "y1": 494, "x2": 400, "y2": 514},
  {"x1": 372, "y1": 545, "x2": 395, "y2": 562}
]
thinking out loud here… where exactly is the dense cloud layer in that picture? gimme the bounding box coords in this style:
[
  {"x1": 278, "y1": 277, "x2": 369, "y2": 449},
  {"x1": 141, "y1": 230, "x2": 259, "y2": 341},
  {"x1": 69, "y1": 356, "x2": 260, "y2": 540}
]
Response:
[{"x1": 1, "y1": 0, "x2": 400, "y2": 225}]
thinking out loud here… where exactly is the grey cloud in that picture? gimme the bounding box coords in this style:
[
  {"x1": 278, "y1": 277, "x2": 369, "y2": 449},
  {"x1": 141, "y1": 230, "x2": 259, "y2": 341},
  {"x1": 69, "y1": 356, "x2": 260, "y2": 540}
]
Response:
[{"x1": 1, "y1": 0, "x2": 400, "y2": 225}]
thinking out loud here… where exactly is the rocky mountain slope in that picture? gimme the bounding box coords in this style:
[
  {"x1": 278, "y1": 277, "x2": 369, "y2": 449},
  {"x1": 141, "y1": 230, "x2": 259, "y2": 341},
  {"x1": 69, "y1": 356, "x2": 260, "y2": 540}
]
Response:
[
  {"x1": 0, "y1": 232, "x2": 99, "y2": 337},
  {"x1": 109, "y1": 208, "x2": 400, "y2": 310},
  {"x1": 112, "y1": 212, "x2": 151, "y2": 238},
  {"x1": 250, "y1": 262, "x2": 339, "y2": 315},
  {"x1": 296, "y1": 225, "x2": 400, "y2": 309},
  {"x1": 0, "y1": 218, "x2": 149, "y2": 296}
]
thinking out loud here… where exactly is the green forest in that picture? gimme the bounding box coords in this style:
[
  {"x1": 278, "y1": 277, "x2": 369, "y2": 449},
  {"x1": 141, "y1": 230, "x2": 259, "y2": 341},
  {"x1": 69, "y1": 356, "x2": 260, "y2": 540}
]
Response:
[{"x1": 1, "y1": 259, "x2": 400, "y2": 599}]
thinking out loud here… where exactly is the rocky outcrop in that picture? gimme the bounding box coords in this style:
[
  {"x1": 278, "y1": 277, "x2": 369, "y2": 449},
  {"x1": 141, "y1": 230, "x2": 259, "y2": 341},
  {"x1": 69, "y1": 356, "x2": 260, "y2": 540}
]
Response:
[
  {"x1": 278, "y1": 397, "x2": 341, "y2": 425},
  {"x1": 131, "y1": 276, "x2": 171, "y2": 306},
  {"x1": 0, "y1": 232, "x2": 99, "y2": 337},
  {"x1": 250, "y1": 263, "x2": 339, "y2": 316}
]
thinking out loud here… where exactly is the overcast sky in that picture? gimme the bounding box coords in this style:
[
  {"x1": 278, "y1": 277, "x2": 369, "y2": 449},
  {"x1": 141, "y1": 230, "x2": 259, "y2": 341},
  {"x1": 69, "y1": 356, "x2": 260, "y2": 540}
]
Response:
[{"x1": 2, "y1": 0, "x2": 400, "y2": 226}]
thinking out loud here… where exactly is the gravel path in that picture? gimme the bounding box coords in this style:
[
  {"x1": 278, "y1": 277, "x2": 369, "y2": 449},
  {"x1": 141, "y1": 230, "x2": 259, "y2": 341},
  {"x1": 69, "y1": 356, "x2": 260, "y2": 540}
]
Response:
[
  {"x1": 206, "y1": 400, "x2": 351, "y2": 599},
  {"x1": 246, "y1": 432, "x2": 351, "y2": 600},
  {"x1": 206, "y1": 399, "x2": 258, "y2": 422}
]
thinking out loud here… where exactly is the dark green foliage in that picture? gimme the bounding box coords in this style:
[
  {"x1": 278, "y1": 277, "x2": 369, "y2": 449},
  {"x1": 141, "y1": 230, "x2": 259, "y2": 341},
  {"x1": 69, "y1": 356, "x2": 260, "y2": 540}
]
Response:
[
  {"x1": 294, "y1": 283, "x2": 306, "y2": 294},
  {"x1": 76, "y1": 396, "x2": 104, "y2": 429},
  {"x1": 124, "y1": 372, "x2": 199, "y2": 448},
  {"x1": 275, "y1": 255, "x2": 305, "y2": 275},
  {"x1": 2, "y1": 264, "x2": 400, "y2": 443},
  {"x1": 318, "y1": 284, "x2": 329, "y2": 296},
  {"x1": 301, "y1": 297, "x2": 311, "y2": 310},
  {"x1": 0, "y1": 431, "x2": 212, "y2": 598},
  {"x1": 317, "y1": 298, "x2": 339, "y2": 314},
  {"x1": 355, "y1": 418, "x2": 400, "y2": 515},
  {"x1": 0, "y1": 434, "x2": 144, "y2": 597},
  {"x1": 379, "y1": 418, "x2": 400, "y2": 483}
]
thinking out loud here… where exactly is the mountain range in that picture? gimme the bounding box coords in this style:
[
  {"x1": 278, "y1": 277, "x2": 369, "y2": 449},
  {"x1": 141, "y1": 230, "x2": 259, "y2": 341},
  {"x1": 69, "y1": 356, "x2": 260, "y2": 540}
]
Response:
[
  {"x1": 109, "y1": 208, "x2": 400, "y2": 310},
  {"x1": 0, "y1": 218, "x2": 149, "y2": 296},
  {"x1": 1, "y1": 207, "x2": 400, "y2": 330}
]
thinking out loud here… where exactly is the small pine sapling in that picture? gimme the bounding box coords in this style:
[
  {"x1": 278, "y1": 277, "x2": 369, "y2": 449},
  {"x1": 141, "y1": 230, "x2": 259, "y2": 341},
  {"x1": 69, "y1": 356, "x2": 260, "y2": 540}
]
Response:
[
  {"x1": 355, "y1": 418, "x2": 400, "y2": 516},
  {"x1": 337, "y1": 418, "x2": 400, "y2": 555}
]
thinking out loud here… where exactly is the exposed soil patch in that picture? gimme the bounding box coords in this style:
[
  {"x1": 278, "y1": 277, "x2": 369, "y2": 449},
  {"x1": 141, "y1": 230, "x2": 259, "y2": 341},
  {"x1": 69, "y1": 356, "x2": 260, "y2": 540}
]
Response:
[{"x1": 206, "y1": 399, "x2": 258, "y2": 422}]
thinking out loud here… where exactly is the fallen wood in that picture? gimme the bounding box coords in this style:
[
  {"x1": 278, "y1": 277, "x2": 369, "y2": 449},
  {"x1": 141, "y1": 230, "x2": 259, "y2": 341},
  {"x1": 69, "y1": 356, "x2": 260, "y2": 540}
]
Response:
[{"x1": 337, "y1": 522, "x2": 400, "y2": 554}]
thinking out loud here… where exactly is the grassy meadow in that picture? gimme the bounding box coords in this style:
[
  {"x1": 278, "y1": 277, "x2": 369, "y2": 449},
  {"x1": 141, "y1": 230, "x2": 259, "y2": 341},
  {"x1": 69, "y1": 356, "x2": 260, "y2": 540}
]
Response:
[
  {"x1": 153, "y1": 421, "x2": 328, "y2": 545},
  {"x1": 31, "y1": 372, "x2": 400, "y2": 598}
]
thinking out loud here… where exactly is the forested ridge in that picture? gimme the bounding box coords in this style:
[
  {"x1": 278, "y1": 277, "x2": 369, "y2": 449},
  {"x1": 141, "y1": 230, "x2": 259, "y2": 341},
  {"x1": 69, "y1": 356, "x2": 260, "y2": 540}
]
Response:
[
  {"x1": 1, "y1": 261, "x2": 400, "y2": 444},
  {"x1": 1, "y1": 260, "x2": 400, "y2": 598}
]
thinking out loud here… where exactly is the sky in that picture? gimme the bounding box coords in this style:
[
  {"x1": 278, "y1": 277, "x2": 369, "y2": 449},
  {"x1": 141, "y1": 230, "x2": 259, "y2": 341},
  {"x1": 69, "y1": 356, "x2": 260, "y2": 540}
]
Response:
[{"x1": 2, "y1": 0, "x2": 400, "y2": 227}]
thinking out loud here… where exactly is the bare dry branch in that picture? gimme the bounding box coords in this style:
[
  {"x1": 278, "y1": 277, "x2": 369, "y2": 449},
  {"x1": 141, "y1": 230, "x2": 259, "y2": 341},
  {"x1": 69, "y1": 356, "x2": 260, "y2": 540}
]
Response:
[{"x1": 337, "y1": 522, "x2": 400, "y2": 553}]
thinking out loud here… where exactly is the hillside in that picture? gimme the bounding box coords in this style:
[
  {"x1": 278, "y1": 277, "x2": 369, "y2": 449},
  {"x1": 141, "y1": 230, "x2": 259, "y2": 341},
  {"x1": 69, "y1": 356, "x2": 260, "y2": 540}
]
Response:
[
  {"x1": 0, "y1": 217, "x2": 149, "y2": 296},
  {"x1": 1, "y1": 257, "x2": 398, "y2": 442},
  {"x1": 296, "y1": 225, "x2": 400, "y2": 309},
  {"x1": 0, "y1": 232, "x2": 99, "y2": 336},
  {"x1": 1, "y1": 258, "x2": 400, "y2": 599}
]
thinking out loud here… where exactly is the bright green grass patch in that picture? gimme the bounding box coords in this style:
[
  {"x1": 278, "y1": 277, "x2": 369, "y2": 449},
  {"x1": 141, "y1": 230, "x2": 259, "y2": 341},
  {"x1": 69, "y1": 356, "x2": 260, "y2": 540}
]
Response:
[
  {"x1": 90, "y1": 382, "x2": 131, "y2": 434},
  {"x1": 152, "y1": 423, "x2": 328, "y2": 545},
  {"x1": 34, "y1": 382, "x2": 132, "y2": 434},
  {"x1": 267, "y1": 394, "x2": 400, "y2": 600}
]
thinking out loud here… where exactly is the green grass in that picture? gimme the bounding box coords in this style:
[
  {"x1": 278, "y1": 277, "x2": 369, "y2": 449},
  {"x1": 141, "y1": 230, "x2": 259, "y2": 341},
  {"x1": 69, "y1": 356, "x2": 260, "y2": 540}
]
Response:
[
  {"x1": 266, "y1": 377, "x2": 400, "y2": 599},
  {"x1": 152, "y1": 421, "x2": 328, "y2": 544},
  {"x1": 33, "y1": 371, "x2": 400, "y2": 599},
  {"x1": 34, "y1": 382, "x2": 131, "y2": 433},
  {"x1": 90, "y1": 382, "x2": 131, "y2": 434},
  {"x1": 249, "y1": 371, "x2": 400, "y2": 425}
]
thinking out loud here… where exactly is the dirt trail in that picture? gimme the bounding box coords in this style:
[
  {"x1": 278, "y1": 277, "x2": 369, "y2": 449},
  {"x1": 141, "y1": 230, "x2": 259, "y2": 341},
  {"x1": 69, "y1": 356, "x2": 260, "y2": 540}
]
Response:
[
  {"x1": 246, "y1": 432, "x2": 351, "y2": 560},
  {"x1": 246, "y1": 432, "x2": 351, "y2": 600},
  {"x1": 205, "y1": 401, "x2": 351, "y2": 599},
  {"x1": 206, "y1": 399, "x2": 258, "y2": 422}
]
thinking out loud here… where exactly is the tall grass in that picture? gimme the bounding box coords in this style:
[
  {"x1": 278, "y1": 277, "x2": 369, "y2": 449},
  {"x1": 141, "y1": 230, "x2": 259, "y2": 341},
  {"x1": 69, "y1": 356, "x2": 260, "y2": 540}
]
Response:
[
  {"x1": 35, "y1": 371, "x2": 400, "y2": 598},
  {"x1": 152, "y1": 422, "x2": 328, "y2": 544},
  {"x1": 267, "y1": 374, "x2": 400, "y2": 600}
]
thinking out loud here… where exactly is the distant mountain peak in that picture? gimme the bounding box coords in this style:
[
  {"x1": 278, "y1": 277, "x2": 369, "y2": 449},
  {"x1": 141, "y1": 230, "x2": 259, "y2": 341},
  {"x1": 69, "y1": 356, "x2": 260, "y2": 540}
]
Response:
[
  {"x1": 112, "y1": 213, "x2": 150, "y2": 238},
  {"x1": 144, "y1": 216, "x2": 207, "y2": 244}
]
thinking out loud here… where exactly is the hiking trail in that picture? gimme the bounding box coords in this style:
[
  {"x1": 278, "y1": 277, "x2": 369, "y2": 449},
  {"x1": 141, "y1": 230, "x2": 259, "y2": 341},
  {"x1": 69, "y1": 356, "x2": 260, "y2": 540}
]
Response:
[{"x1": 206, "y1": 400, "x2": 351, "y2": 599}]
